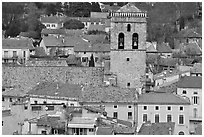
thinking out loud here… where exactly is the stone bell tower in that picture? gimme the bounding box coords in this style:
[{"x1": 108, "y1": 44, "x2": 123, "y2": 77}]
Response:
[{"x1": 110, "y1": 3, "x2": 147, "y2": 89}]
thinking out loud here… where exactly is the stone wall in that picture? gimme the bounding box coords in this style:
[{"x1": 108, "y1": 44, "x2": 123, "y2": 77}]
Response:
[
  {"x1": 25, "y1": 59, "x2": 68, "y2": 66},
  {"x1": 2, "y1": 66, "x2": 104, "y2": 92}
]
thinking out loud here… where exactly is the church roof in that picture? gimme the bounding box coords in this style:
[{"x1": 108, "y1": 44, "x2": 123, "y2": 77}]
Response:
[{"x1": 117, "y1": 3, "x2": 142, "y2": 13}]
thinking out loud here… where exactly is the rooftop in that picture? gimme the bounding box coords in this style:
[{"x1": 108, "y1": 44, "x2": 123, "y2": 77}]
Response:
[
  {"x1": 69, "y1": 117, "x2": 96, "y2": 125},
  {"x1": 138, "y1": 122, "x2": 175, "y2": 135},
  {"x1": 96, "y1": 127, "x2": 113, "y2": 135},
  {"x1": 37, "y1": 115, "x2": 65, "y2": 128},
  {"x1": 138, "y1": 92, "x2": 190, "y2": 105},
  {"x1": 40, "y1": 15, "x2": 66, "y2": 23},
  {"x1": 41, "y1": 28, "x2": 66, "y2": 35},
  {"x1": 27, "y1": 82, "x2": 82, "y2": 99},
  {"x1": 157, "y1": 42, "x2": 172, "y2": 53},
  {"x1": 2, "y1": 38, "x2": 35, "y2": 50},
  {"x1": 81, "y1": 86, "x2": 138, "y2": 103},
  {"x1": 191, "y1": 63, "x2": 202, "y2": 74},
  {"x1": 175, "y1": 28, "x2": 202, "y2": 38},
  {"x1": 114, "y1": 125, "x2": 135, "y2": 134},
  {"x1": 2, "y1": 87, "x2": 27, "y2": 97},
  {"x1": 117, "y1": 3, "x2": 142, "y2": 13},
  {"x1": 177, "y1": 76, "x2": 202, "y2": 89}
]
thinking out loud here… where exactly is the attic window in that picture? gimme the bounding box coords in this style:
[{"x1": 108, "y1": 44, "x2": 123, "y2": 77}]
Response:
[{"x1": 127, "y1": 83, "x2": 130, "y2": 87}]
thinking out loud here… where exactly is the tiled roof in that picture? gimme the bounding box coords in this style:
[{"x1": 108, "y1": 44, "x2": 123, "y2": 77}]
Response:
[
  {"x1": 138, "y1": 92, "x2": 190, "y2": 105},
  {"x1": 82, "y1": 34, "x2": 109, "y2": 44},
  {"x1": 66, "y1": 17, "x2": 106, "y2": 23},
  {"x1": 83, "y1": 105, "x2": 106, "y2": 115},
  {"x1": 185, "y1": 42, "x2": 202, "y2": 55},
  {"x1": 138, "y1": 122, "x2": 175, "y2": 135},
  {"x1": 74, "y1": 40, "x2": 110, "y2": 52},
  {"x1": 191, "y1": 63, "x2": 202, "y2": 74},
  {"x1": 117, "y1": 3, "x2": 142, "y2": 12},
  {"x1": 41, "y1": 29, "x2": 66, "y2": 35},
  {"x1": 2, "y1": 38, "x2": 35, "y2": 50},
  {"x1": 2, "y1": 87, "x2": 27, "y2": 97},
  {"x1": 88, "y1": 24, "x2": 105, "y2": 31},
  {"x1": 195, "y1": 124, "x2": 202, "y2": 135},
  {"x1": 69, "y1": 117, "x2": 95, "y2": 124},
  {"x1": 64, "y1": 36, "x2": 88, "y2": 47},
  {"x1": 177, "y1": 76, "x2": 202, "y2": 89},
  {"x1": 42, "y1": 35, "x2": 63, "y2": 47},
  {"x1": 37, "y1": 115, "x2": 65, "y2": 128},
  {"x1": 117, "y1": 119, "x2": 132, "y2": 127},
  {"x1": 158, "y1": 58, "x2": 178, "y2": 66},
  {"x1": 40, "y1": 16, "x2": 66, "y2": 23},
  {"x1": 114, "y1": 126, "x2": 135, "y2": 134},
  {"x1": 81, "y1": 86, "x2": 138, "y2": 103},
  {"x1": 65, "y1": 29, "x2": 83, "y2": 37},
  {"x1": 96, "y1": 127, "x2": 113, "y2": 135},
  {"x1": 27, "y1": 82, "x2": 82, "y2": 99},
  {"x1": 157, "y1": 42, "x2": 172, "y2": 53},
  {"x1": 175, "y1": 28, "x2": 202, "y2": 38}
]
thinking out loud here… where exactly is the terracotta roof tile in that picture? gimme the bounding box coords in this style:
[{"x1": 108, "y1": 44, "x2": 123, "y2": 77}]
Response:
[
  {"x1": 96, "y1": 127, "x2": 113, "y2": 135},
  {"x1": 81, "y1": 86, "x2": 138, "y2": 103},
  {"x1": 2, "y1": 38, "x2": 35, "y2": 50},
  {"x1": 138, "y1": 122, "x2": 175, "y2": 135},
  {"x1": 27, "y1": 82, "x2": 82, "y2": 99},
  {"x1": 117, "y1": 3, "x2": 142, "y2": 13},
  {"x1": 177, "y1": 76, "x2": 202, "y2": 88},
  {"x1": 157, "y1": 42, "x2": 172, "y2": 53},
  {"x1": 138, "y1": 92, "x2": 190, "y2": 105}
]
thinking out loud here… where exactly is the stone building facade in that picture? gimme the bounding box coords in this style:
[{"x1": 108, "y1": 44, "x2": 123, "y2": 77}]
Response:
[{"x1": 110, "y1": 3, "x2": 147, "y2": 89}]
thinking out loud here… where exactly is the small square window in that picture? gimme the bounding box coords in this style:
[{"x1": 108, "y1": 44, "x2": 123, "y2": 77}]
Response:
[
  {"x1": 18, "y1": 98, "x2": 21, "y2": 102},
  {"x1": 9, "y1": 98, "x2": 12, "y2": 102},
  {"x1": 167, "y1": 106, "x2": 171, "y2": 111},
  {"x1": 2, "y1": 97, "x2": 5, "y2": 102},
  {"x1": 43, "y1": 101, "x2": 47, "y2": 104},
  {"x1": 180, "y1": 106, "x2": 183, "y2": 111},
  {"x1": 84, "y1": 52, "x2": 86, "y2": 54},
  {"x1": 126, "y1": 58, "x2": 130, "y2": 61},
  {"x1": 127, "y1": 83, "x2": 130, "y2": 86},
  {"x1": 143, "y1": 106, "x2": 147, "y2": 110},
  {"x1": 182, "y1": 90, "x2": 187, "y2": 94},
  {"x1": 194, "y1": 92, "x2": 198, "y2": 94},
  {"x1": 155, "y1": 106, "x2": 159, "y2": 110},
  {"x1": 113, "y1": 105, "x2": 117, "y2": 108},
  {"x1": 128, "y1": 105, "x2": 132, "y2": 108}
]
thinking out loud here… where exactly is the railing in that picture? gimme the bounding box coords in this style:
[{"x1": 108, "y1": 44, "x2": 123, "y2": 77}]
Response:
[{"x1": 110, "y1": 12, "x2": 147, "y2": 18}]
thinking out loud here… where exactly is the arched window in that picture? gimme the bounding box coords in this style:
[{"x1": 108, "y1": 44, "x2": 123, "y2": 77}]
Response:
[
  {"x1": 132, "y1": 33, "x2": 138, "y2": 49},
  {"x1": 127, "y1": 24, "x2": 131, "y2": 32},
  {"x1": 178, "y1": 131, "x2": 185, "y2": 135},
  {"x1": 118, "y1": 33, "x2": 124, "y2": 49}
]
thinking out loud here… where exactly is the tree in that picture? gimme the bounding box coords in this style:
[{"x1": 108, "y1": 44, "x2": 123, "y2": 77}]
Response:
[
  {"x1": 91, "y1": 2, "x2": 101, "y2": 12},
  {"x1": 63, "y1": 19, "x2": 84, "y2": 29}
]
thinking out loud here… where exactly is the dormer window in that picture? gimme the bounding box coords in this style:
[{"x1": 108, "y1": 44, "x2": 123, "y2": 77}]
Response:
[
  {"x1": 127, "y1": 24, "x2": 131, "y2": 32},
  {"x1": 132, "y1": 33, "x2": 138, "y2": 49},
  {"x1": 118, "y1": 33, "x2": 124, "y2": 49}
]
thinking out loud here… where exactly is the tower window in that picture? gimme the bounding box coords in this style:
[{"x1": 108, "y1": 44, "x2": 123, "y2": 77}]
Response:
[
  {"x1": 127, "y1": 24, "x2": 131, "y2": 32},
  {"x1": 118, "y1": 33, "x2": 124, "y2": 49},
  {"x1": 132, "y1": 33, "x2": 138, "y2": 49}
]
